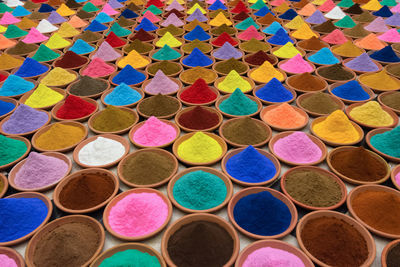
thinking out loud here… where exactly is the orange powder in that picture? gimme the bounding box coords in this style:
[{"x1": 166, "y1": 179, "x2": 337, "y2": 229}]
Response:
[
  {"x1": 262, "y1": 103, "x2": 307, "y2": 128},
  {"x1": 0, "y1": 34, "x2": 16, "y2": 49},
  {"x1": 354, "y1": 33, "x2": 386, "y2": 50},
  {"x1": 68, "y1": 16, "x2": 88, "y2": 28}
]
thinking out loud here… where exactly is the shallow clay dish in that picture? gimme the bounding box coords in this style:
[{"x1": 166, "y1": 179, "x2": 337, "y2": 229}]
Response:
[
  {"x1": 167, "y1": 167, "x2": 233, "y2": 213},
  {"x1": 385, "y1": 62, "x2": 400, "y2": 79},
  {"x1": 0, "y1": 109, "x2": 51, "y2": 136},
  {"x1": 366, "y1": 128, "x2": 400, "y2": 163},
  {"x1": 53, "y1": 168, "x2": 119, "y2": 214},
  {"x1": 345, "y1": 102, "x2": 399, "y2": 129},
  {"x1": 296, "y1": 210, "x2": 376, "y2": 267},
  {"x1": 25, "y1": 215, "x2": 105, "y2": 267},
  {"x1": 90, "y1": 243, "x2": 166, "y2": 267},
  {"x1": 0, "y1": 247, "x2": 25, "y2": 267},
  {"x1": 175, "y1": 106, "x2": 223, "y2": 132},
  {"x1": 381, "y1": 239, "x2": 400, "y2": 267},
  {"x1": 260, "y1": 104, "x2": 310, "y2": 131},
  {"x1": 235, "y1": 239, "x2": 314, "y2": 267},
  {"x1": 141, "y1": 77, "x2": 182, "y2": 96},
  {"x1": 0, "y1": 173, "x2": 8, "y2": 198},
  {"x1": 73, "y1": 134, "x2": 130, "y2": 169},
  {"x1": 32, "y1": 121, "x2": 88, "y2": 153},
  {"x1": 378, "y1": 91, "x2": 400, "y2": 115},
  {"x1": 219, "y1": 118, "x2": 272, "y2": 148},
  {"x1": 296, "y1": 92, "x2": 345, "y2": 117},
  {"x1": 310, "y1": 116, "x2": 364, "y2": 147},
  {"x1": 177, "y1": 85, "x2": 220, "y2": 106},
  {"x1": 0, "y1": 136, "x2": 31, "y2": 171},
  {"x1": 51, "y1": 97, "x2": 99, "y2": 122},
  {"x1": 286, "y1": 73, "x2": 328, "y2": 94},
  {"x1": 100, "y1": 87, "x2": 144, "y2": 108},
  {"x1": 1, "y1": 192, "x2": 52, "y2": 246},
  {"x1": 88, "y1": 107, "x2": 139, "y2": 135},
  {"x1": 216, "y1": 94, "x2": 262, "y2": 118},
  {"x1": 253, "y1": 84, "x2": 296, "y2": 105},
  {"x1": 227, "y1": 187, "x2": 298, "y2": 239},
  {"x1": 117, "y1": 148, "x2": 178, "y2": 188},
  {"x1": 9, "y1": 152, "x2": 72, "y2": 192},
  {"x1": 103, "y1": 188, "x2": 173, "y2": 241},
  {"x1": 391, "y1": 164, "x2": 400, "y2": 191},
  {"x1": 66, "y1": 77, "x2": 110, "y2": 99},
  {"x1": 328, "y1": 82, "x2": 375, "y2": 104},
  {"x1": 214, "y1": 76, "x2": 255, "y2": 95},
  {"x1": 0, "y1": 97, "x2": 18, "y2": 120},
  {"x1": 347, "y1": 184, "x2": 400, "y2": 239},
  {"x1": 221, "y1": 147, "x2": 281, "y2": 187},
  {"x1": 172, "y1": 132, "x2": 227, "y2": 166},
  {"x1": 161, "y1": 213, "x2": 240, "y2": 267},
  {"x1": 136, "y1": 95, "x2": 182, "y2": 119}
]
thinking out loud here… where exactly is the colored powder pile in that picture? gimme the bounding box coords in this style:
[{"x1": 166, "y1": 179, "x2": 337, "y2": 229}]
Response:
[
  {"x1": 343, "y1": 24, "x2": 370, "y2": 38},
  {"x1": 0, "y1": 254, "x2": 17, "y2": 267},
  {"x1": 308, "y1": 47, "x2": 340, "y2": 65},
  {"x1": 280, "y1": 54, "x2": 314, "y2": 73},
  {"x1": 0, "y1": 135, "x2": 28, "y2": 166},
  {"x1": 233, "y1": 191, "x2": 291, "y2": 236},
  {"x1": 226, "y1": 146, "x2": 276, "y2": 183},
  {"x1": 240, "y1": 38, "x2": 269, "y2": 53},
  {"x1": 0, "y1": 198, "x2": 47, "y2": 242},
  {"x1": 14, "y1": 57, "x2": 49, "y2": 78},
  {"x1": 255, "y1": 78, "x2": 293, "y2": 103},
  {"x1": 117, "y1": 50, "x2": 150, "y2": 69},
  {"x1": 273, "y1": 132, "x2": 322, "y2": 164},
  {"x1": 219, "y1": 89, "x2": 258, "y2": 116},
  {"x1": 0, "y1": 99, "x2": 15, "y2": 116},
  {"x1": 349, "y1": 101, "x2": 393, "y2": 126},
  {"x1": 370, "y1": 126, "x2": 400, "y2": 157},
  {"x1": 300, "y1": 92, "x2": 340, "y2": 114},
  {"x1": 298, "y1": 36, "x2": 327, "y2": 51},
  {"x1": 108, "y1": 192, "x2": 168, "y2": 237},
  {"x1": 147, "y1": 61, "x2": 181, "y2": 76},
  {"x1": 180, "y1": 67, "x2": 217, "y2": 84},
  {"x1": 182, "y1": 48, "x2": 213, "y2": 67},
  {"x1": 54, "y1": 51, "x2": 87, "y2": 69},
  {"x1": 173, "y1": 170, "x2": 227, "y2": 210},
  {"x1": 40, "y1": 67, "x2": 77, "y2": 87},
  {"x1": 152, "y1": 45, "x2": 181, "y2": 61},
  {"x1": 359, "y1": 70, "x2": 400, "y2": 90},
  {"x1": 354, "y1": 33, "x2": 386, "y2": 50},
  {"x1": 138, "y1": 94, "x2": 180, "y2": 117},
  {"x1": 104, "y1": 83, "x2": 142, "y2": 106},
  {"x1": 387, "y1": 242, "x2": 400, "y2": 267},
  {"x1": 2, "y1": 104, "x2": 48, "y2": 135},
  {"x1": 59, "y1": 171, "x2": 114, "y2": 210},
  {"x1": 251, "y1": 61, "x2": 285, "y2": 83},
  {"x1": 112, "y1": 65, "x2": 147, "y2": 85},
  {"x1": 181, "y1": 39, "x2": 212, "y2": 54},
  {"x1": 344, "y1": 53, "x2": 379, "y2": 72},
  {"x1": 0, "y1": 54, "x2": 23, "y2": 70},
  {"x1": 177, "y1": 132, "x2": 223, "y2": 163},
  {"x1": 381, "y1": 91, "x2": 400, "y2": 110},
  {"x1": 156, "y1": 32, "x2": 182, "y2": 47},
  {"x1": 7, "y1": 41, "x2": 38, "y2": 56},
  {"x1": 69, "y1": 76, "x2": 108, "y2": 97},
  {"x1": 272, "y1": 42, "x2": 301, "y2": 59},
  {"x1": 132, "y1": 116, "x2": 177, "y2": 147},
  {"x1": 99, "y1": 250, "x2": 161, "y2": 267},
  {"x1": 262, "y1": 103, "x2": 306, "y2": 129},
  {"x1": 331, "y1": 80, "x2": 370, "y2": 101},
  {"x1": 242, "y1": 247, "x2": 305, "y2": 267},
  {"x1": 82, "y1": 58, "x2": 115, "y2": 78},
  {"x1": 244, "y1": 51, "x2": 276, "y2": 66},
  {"x1": 312, "y1": 110, "x2": 360, "y2": 143},
  {"x1": 144, "y1": 70, "x2": 179, "y2": 95},
  {"x1": 222, "y1": 117, "x2": 268, "y2": 146},
  {"x1": 14, "y1": 152, "x2": 68, "y2": 189},
  {"x1": 24, "y1": 84, "x2": 64, "y2": 108},
  {"x1": 370, "y1": 46, "x2": 400, "y2": 62},
  {"x1": 180, "y1": 78, "x2": 217, "y2": 104},
  {"x1": 217, "y1": 70, "x2": 251, "y2": 93},
  {"x1": 288, "y1": 72, "x2": 326, "y2": 92},
  {"x1": 78, "y1": 136, "x2": 125, "y2": 166},
  {"x1": 35, "y1": 123, "x2": 85, "y2": 150},
  {"x1": 92, "y1": 106, "x2": 136, "y2": 132},
  {"x1": 124, "y1": 39, "x2": 153, "y2": 54},
  {"x1": 317, "y1": 64, "x2": 354, "y2": 81},
  {"x1": 31, "y1": 44, "x2": 61, "y2": 62},
  {"x1": 213, "y1": 43, "x2": 242, "y2": 60},
  {"x1": 178, "y1": 106, "x2": 220, "y2": 130},
  {"x1": 56, "y1": 95, "x2": 96, "y2": 119},
  {"x1": 211, "y1": 32, "x2": 238, "y2": 46}
]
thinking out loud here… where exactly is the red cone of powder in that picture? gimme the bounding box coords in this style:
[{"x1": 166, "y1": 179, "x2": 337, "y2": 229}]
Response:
[
  {"x1": 212, "y1": 32, "x2": 238, "y2": 46},
  {"x1": 231, "y1": 1, "x2": 250, "y2": 13},
  {"x1": 180, "y1": 78, "x2": 217, "y2": 104},
  {"x1": 56, "y1": 95, "x2": 96, "y2": 119},
  {"x1": 105, "y1": 32, "x2": 127, "y2": 47}
]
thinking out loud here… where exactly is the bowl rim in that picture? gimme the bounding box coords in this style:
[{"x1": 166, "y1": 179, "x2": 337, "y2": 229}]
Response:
[{"x1": 381, "y1": 238, "x2": 400, "y2": 267}]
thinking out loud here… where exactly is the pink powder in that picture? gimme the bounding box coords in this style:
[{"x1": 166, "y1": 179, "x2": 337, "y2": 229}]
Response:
[
  {"x1": 0, "y1": 12, "x2": 21, "y2": 25},
  {"x1": 280, "y1": 54, "x2": 314, "y2": 73},
  {"x1": 378, "y1": 29, "x2": 400, "y2": 42},
  {"x1": 391, "y1": 3, "x2": 400, "y2": 13},
  {"x1": 0, "y1": 254, "x2": 17, "y2": 267},
  {"x1": 108, "y1": 192, "x2": 168, "y2": 237},
  {"x1": 101, "y1": 3, "x2": 119, "y2": 15},
  {"x1": 139, "y1": 11, "x2": 161, "y2": 23},
  {"x1": 318, "y1": 0, "x2": 335, "y2": 12},
  {"x1": 22, "y1": 27, "x2": 49, "y2": 44},
  {"x1": 395, "y1": 172, "x2": 400, "y2": 187},
  {"x1": 238, "y1": 26, "x2": 264, "y2": 40},
  {"x1": 270, "y1": 0, "x2": 286, "y2": 6},
  {"x1": 273, "y1": 132, "x2": 322, "y2": 164},
  {"x1": 321, "y1": 29, "x2": 348, "y2": 44},
  {"x1": 161, "y1": 13, "x2": 184, "y2": 27},
  {"x1": 92, "y1": 41, "x2": 122, "y2": 61},
  {"x1": 82, "y1": 58, "x2": 115, "y2": 77},
  {"x1": 90, "y1": 0, "x2": 105, "y2": 6},
  {"x1": 243, "y1": 247, "x2": 305, "y2": 267},
  {"x1": 132, "y1": 116, "x2": 177, "y2": 147},
  {"x1": 144, "y1": 70, "x2": 179, "y2": 94},
  {"x1": 207, "y1": 0, "x2": 225, "y2": 3}
]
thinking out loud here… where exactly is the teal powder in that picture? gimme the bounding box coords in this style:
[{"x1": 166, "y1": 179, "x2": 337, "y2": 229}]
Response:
[
  {"x1": 173, "y1": 170, "x2": 227, "y2": 211},
  {"x1": 370, "y1": 126, "x2": 400, "y2": 158},
  {"x1": 99, "y1": 249, "x2": 161, "y2": 267},
  {"x1": 219, "y1": 88, "x2": 258, "y2": 116}
]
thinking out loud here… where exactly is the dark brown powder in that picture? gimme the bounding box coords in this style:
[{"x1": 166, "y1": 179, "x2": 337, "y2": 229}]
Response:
[
  {"x1": 232, "y1": 11, "x2": 249, "y2": 21},
  {"x1": 222, "y1": 117, "x2": 268, "y2": 145},
  {"x1": 344, "y1": 3, "x2": 363, "y2": 14},
  {"x1": 24, "y1": 1, "x2": 40, "y2": 9},
  {"x1": 257, "y1": 13, "x2": 282, "y2": 24},
  {"x1": 343, "y1": 24, "x2": 370, "y2": 38},
  {"x1": 298, "y1": 36, "x2": 328, "y2": 50},
  {"x1": 209, "y1": 9, "x2": 230, "y2": 18},
  {"x1": 300, "y1": 92, "x2": 340, "y2": 114},
  {"x1": 117, "y1": 17, "x2": 136, "y2": 27},
  {"x1": 138, "y1": 94, "x2": 180, "y2": 117},
  {"x1": 29, "y1": 11, "x2": 47, "y2": 20},
  {"x1": 147, "y1": 61, "x2": 181, "y2": 76},
  {"x1": 126, "y1": 3, "x2": 140, "y2": 11},
  {"x1": 76, "y1": 10, "x2": 95, "y2": 19},
  {"x1": 69, "y1": 76, "x2": 108, "y2": 97},
  {"x1": 65, "y1": 0, "x2": 81, "y2": 8},
  {"x1": 214, "y1": 58, "x2": 248, "y2": 74},
  {"x1": 6, "y1": 41, "x2": 38, "y2": 55},
  {"x1": 245, "y1": 50, "x2": 276, "y2": 66},
  {"x1": 184, "y1": 20, "x2": 210, "y2": 31},
  {"x1": 381, "y1": 91, "x2": 400, "y2": 110},
  {"x1": 318, "y1": 64, "x2": 354, "y2": 81},
  {"x1": 313, "y1": 20, "x2": 336, "y2": 33},
  {"x1": 387, "y1": 242, "x2": 400, "y2": 267},
  {"x1": 288, "y1": 73, "x2": 326, "y2": 91},
  {"x1": 293, "y1": 0, "x2": 309, "y2": 8}
]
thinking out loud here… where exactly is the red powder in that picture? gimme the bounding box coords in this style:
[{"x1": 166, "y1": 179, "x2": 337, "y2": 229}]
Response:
[
  {"x1": 237, "y1": 26, "x2": 264, "y2": 40},
  {"x1": 178, "y1": 106, "x2": 220, "y2": 130},
  {"x1": 0, "y1": 73, "x2": 8, "y2": 82},
  {"x1": 212, "y1": 32, "x2": 238, "y2": 46},
  {"x1": 322, "y1": 29, "x2": 348, "y2": 44},
  {"x1": 105, "y1": 32, "x2": 127, "y2": 48},
  {"x1": 180, "y1": 78, "x2": 217, "y2": 104},
  {"x1": 164, "y1": 9, "x2": 185, "y2": 18},
  {"x1": 231, "y1": 1, "x2": 250, "y2": 13},
  {"x1": 56, "y1": 95, "x2": 96, "y2": 119},
  {"x1": 146, "y1": 0, "x2": 164, "y2": 7},
  {"x1": 32, "y1": 0, "x2": 48, "y2": 3},
  {"x1": 129, "y1": 29, "x2": 155, "y2": 42},
  {"x1": 233, "y1": 11, "x2": 250, "y2": 21},
  {"x1": 54, "y1": 51, "x2": 87, "y2": 69}
]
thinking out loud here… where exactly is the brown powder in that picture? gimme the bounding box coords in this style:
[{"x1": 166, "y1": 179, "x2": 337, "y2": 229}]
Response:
[
  {"x1": 180, "y1": 67, "x2": 217, "y2": 84},
  {"x1": 300, "y1": 92, "x2": 340, "y2": 114},
  {"x1": 138, "y1": 94, "x2": 180, "y2": 117},
  {"x1": 313, "y1": 20, "x2": 336, "y2": 33},
  {"x1": 353, "y1": 11, "x2": 375, "y2": 22},
  {"x1": 288, "y1": 73, "x2": 326, "y2": 91},
  {"x1": 181, "y1": 39, "x2": 212, "y2": 54},
  {"x1": 318, "y1": 64, "x2": 354, "y2": 81},
  {"x1": 147, "y1": 61, "x2": 181, "y2": 76},
  {"x1": 222, "y1": 117, "x2": 268, "y2": 145},
  {"x1": 343, "y1": 24, "x2": 370, "y2": 38},
  {"x1": 214, "y1": 58, "x2": 248, "y2": 74},
  {"x1": 6, "y1": 41, "x2": 38, "y2": 55},
  {"x1": 298, "y1": 36, "x2": 328, "y2": 50},
  {"x1": 381, "y1": 91, "x2": 400, "y2": 110}
]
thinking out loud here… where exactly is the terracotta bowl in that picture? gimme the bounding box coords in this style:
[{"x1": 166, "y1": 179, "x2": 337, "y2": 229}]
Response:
[
  {"x1": 328, "y1": 81, "x2": 375, "y2": 104},
  {"x1": 0, "y1": 173, "x2": 8, "y2": 198},
  {"x1": 136, "y1": 95, "x2": 182, "y2": 119},
  {"x1": 391, "y1": 164, "x2": 400, "y2": 191},
  {"x1": 296, "y1": 92, "x2": 345, "y2": 117},
  {"x1": 381, "y1": 239, "x2": 400, "y2": 267},
  {"x1": 73, "y1": 134, "x2": 130, "y2": 169},
  {"x1": 253, "y1": 84, "x2": 296, "y2": 105},
  {"x1": 0, "y1": 97, "x2": 18, "y2": 120},
  {"x1": 177, "y1": 85, "x2": 220, "y2": 106},
  {"x1": 100, "y1": 87, "x2": 144, "y2": 108},
  {"x1": 175, "y1": 106, "x2": 223, "y2": 132},
  {"x1": 141, "y1": 77, "x2": 182, "y2": 96},
  {"x1": 25, "y1": 215, "x2": 105, "y2": 267},
  {"x1": 161, "y1": 213, "x2": 240, "y2": 267},
  {"x1": 286, "y1": 73, "x2": 328, "y2": 94},
  {"x1": 296, "y1": 210, "x2": 376, "y2": 267},
  {"x1": 32, "y1": 121, "x2": 88, "y2": 153},
  {"x1": 1, "y1": 192, "x2": 52, "y2": 246},
  {"x1": 167, "y1": 167, "x2": 233, "y2": 213},
  {"x1": 235, "y1": 239, "x2": 314, "y2": 267},
  {"x1": 117, "y1": 148, "x2": 178, "y2": 188},
  {"x1": 0, "y1": 247, "x2": 25, "y2": 267},
  {"x1": 216, "y1": 94, "x2": 262, "y2": 118},
  {"x1": 18, "y1": 87, "x2": 66, "y2": 110},
  {"x1": 0, "y1": 109, "x2": 51, "y2": 137},
  {"x1": 347, "y1": 184, "x2": 400, "y2": 239},
  {"x1": 227, "y1": 187, "x2": 298, "y2": 239},
  {"x1": 378, "y1": 91, "x2": 400, "y2": 115},
  {"x1": 214, "y1": 76, "x2": 255, "y2": 95},
  {"x1": 366, "y1": 128, "x2": 400, "y2": 163},
  {"x1": 385, "y1": 62, "x2": 400, "y2": 79},
  {"x1": 103, "y1": 188, "x2": 173, "y2": 241},
  {"x1": 66, "y1": 77, "x2": 110, "y2": 99},
  {"x1": 172, "y1": 132, "x2": 227, "y2": 166},
  {"x1": 260, "y1": 104, "x2": 310, "y2": 131},
  {"x1": 51, "y1": 97, "x2": 99, "y2": 122},
  {"x1": 0, "y1": 136, "x2": 31, "y2": 171},
  {"x1": 8, "y1": 152, "x2": 72, "y2": 192},
  {"x1": 90, "y1": 243, "x2": 166, "y2": 267},
  {"x1": 345, "y1": 102, "x2": 399, "y2": 129},
  {"x1": 88, "y1": 107, "x2": 139, "y2": 135}
]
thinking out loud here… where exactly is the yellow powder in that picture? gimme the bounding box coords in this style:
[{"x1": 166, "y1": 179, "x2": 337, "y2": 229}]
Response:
[
  {"x1": 272, "y1": 42, "x2": 301, "y2": 58},
  {"x1": 274, "y1": 3, "x2": 290, "y2": 13},
  {"x1": 40, "y1": 67, "x2": 77, "y2": 87},
  {"x1": 0, "y1": 26, "x2": 6, "y2": 33},
  {"x1": 56, "y1": 3, "x2": 76, "y2": 16},
  {"x1": 117, "y1": 50, "x2": 150, "y2": 68},
  {"x1": 57, "y1": 22, "x2": 80, "y2": 38},
  {"x1": 155, "y1": 32, "x2": 182, "y2": 47},
  {"x1": 35, "y1": 123, "x2": 85, "y2": 150},
  {"x1": 209, "y1": 12, "x2": 232, "y2": 26},
  {"x1": 217, "y1": 70, "x2": 251, "y2": 93},
  {"x1": 24, "y1": 83, "x2": 64, "y2": 108},
  {"x1": 45, "y1": 33, "x2": 71, "y2": 49},
  {"x1": 17, "y1": 17, "x2": 38, "y2": 29},
  {"x1": 0, "y1": 34, "x2": 16, "y2": 49},
  {"x1": 284, "y1": 16, "x2": 305, "y2": 30},
  {"x1": 67, "y1": 15, "x2": 88, "y2": 28},
  {"x1": 312, "y1": 0, "x2": 327, "y2": 5},
  {"x1": 0, "y1": 53, "x2": 23, "y2": 70},
  {"x1": 361, "y1": 0, "x2": 382, "y2": 10},
  {"x1": 359, "y1": 70, "x2": 400, "y2": 91},
  {"x1": 187, "y1": 4, "x2": 206, "y2": 14},
  {"x1": 177, "y1": 132, "x2": 223, "y2": 163},
  {"x1": 331, "y1": 40, "x2": 364, "y2": 57},
  {"x1": 250, "y1": 61, "x2": 285, "y2": 83},
  {"x1": 349, "y1": 101, "x2": 394, "y2": 127},
  {"x1": 312, "y1": 110, "x2": 360, "y2": 143},
  {"x1": 291, "y1": 23, "x2": 318, "y2": 39}
]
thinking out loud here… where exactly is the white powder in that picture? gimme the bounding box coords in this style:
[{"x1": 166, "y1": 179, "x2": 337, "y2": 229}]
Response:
[
  {"x1": 6, "y1": 0, "x2": 24, "y2": 7},
  {"x1": 36, "y1": 19, "x2": 59, "y2": 33},
  {"x1": 78, "y1": 137, "x2": 126, "y2": 166},
  {"x1": 324, "y1": 6, "x2": 346, "y2": 20}
]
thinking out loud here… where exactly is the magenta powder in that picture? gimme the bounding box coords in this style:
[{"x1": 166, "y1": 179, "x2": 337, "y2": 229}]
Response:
[
  {"x1": 280, "y1": 54, "x2": 314, "y2": 73},
  {"x1": 378, "y1": 28, "x2": 400, "y2": 42},
  {"x1": 243, "y1": 247, "x2": 305, "y2": 267},
  {"x1": 0, "y1": 254, "x2": 17, "y2": 267},
  {"x1": 273, "y1": 132, "x2": 322, "y2": 164},
  {"x1": 14, "y1": 152, "x2": 69, "y2": 189},
  {"x1": 132, "y1": 116, "x2": 177, "y2": 147},
  {"x1": 396, "y1": 172, "x2": 400, "y2": 187},
  {"x1": 108, "y1": 192, "x2": 168, "y2": 237},
  {"x1": 82, "y1": 58, "x2": 115, "y2": 77}
]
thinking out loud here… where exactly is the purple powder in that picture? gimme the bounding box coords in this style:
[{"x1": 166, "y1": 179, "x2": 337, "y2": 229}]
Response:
[
  {"x1": 166, "y1": 0, "x2": 184, "y2": 11},
  {"x1": 364, "y1": 17, "x2": 390, "y2": 32},
  {"x1": 186, "y1": 9, "x2": 208, "y2": 22},
  {"x1": 306, "y1": 10, "x2": 327, "y2": 24},
  {"x1": 344, "y1": 53, "x2": 379, "y2": 72},
  {"x1": 92, "y1": 41, "x2": 121, "y2": 61},
  {"x1": 14, "y1": 152, "x2": 69, "y2": 189},
  {"x1": 385, "y1": 13, "x2": 400, "y2": 26},
  {"x1": 1, "y1": 104, "x2": 48, "y2": 134},
  {"x1": 144, "y1": 70, "x2": 179, "y2": 94},
  {"x1": 161, "y1": 13, "x2": 184, "y2": 27},
  {"x1": 213, "y1": 42, "x2": 243, "y2": 60},
  {"x1": 108, "y1": 0, "x2": 123, "y2": 9},
  {"x1": 47, "y1": 11, "x2": 67, "y2": 24}
]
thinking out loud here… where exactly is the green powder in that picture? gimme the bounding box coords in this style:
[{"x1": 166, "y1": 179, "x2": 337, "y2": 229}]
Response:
[
  {"x1": 381, "y1": 0, "x2": 397, "y2": 6},
  {"x1": 219, "y1": 89, "x2": 258, "y2": 116},
  {"x1": 370, "y1": 126, "x2": 400, "y2": 158},
  {"x1": 0, "y1": 3, "x2": 13, "y2": 13},
  {"x1": 173, "y1": 170, "x2": 227, "y2": 211},
  {"x1": 235, "y1": 17, "x2": 259, "y2": 30},
  {"x1": 82, "y1": 2, "x2": 99, "y2": 12},
  {"x1": 334, "y1": 16, "x2": 356, "y2": 28},
  {"x1": 32, "y1": 44, "x2": 61, "y2": 62},
  {"x1": 106, "y1": 23, "x2": 131, "y2": 37},
  {"x1": 4, "y1": 25, "x2": 28, "y2": 39},
  {"x1": 251, "y1": 0, "x2": 267, "y2": 9},
  {"x1": 337, "y1": 0, "x2": 354, "y2": 7},
  {"x1": 99, "y1": 250, "x2": 161, "y2": 267},
  {"x1": 152, "y1": 45, "x2": 181, "y2": 60},
  {"x1": 0, "y1": 135, "x2": 28, "y2": 166},
  {"x1": 143, "y1": 5, "x2": 162, "y2": 15}
]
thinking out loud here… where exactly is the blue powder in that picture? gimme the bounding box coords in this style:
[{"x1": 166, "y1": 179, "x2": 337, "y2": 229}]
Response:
[
  {"x1": 254, "y1": 6, "x2": 274, "y2": 17},
  {"x1": 208, "y1": 0, "x2": 227, "y2": 10},
  {"x1": 213, "y1": 42, "x2": 242, "y2": 60},
  {"x1": 104, "y1": 83, "x2": 142, "y2": 105},
  {"x1": 305, "y1": 10, "x2": 327, "y2": 24},
  {"x1": 84, "y1": 20, "x2": 108, "y2": 32},
  {"x1": 226, "y1": 146, "x2": 276, "y2": 183},
  {"x1": 186, "y1": 9, "x2": 208, "y2": 22},
  {"x1": 184, "y1": 25, "x2": 211, "y2": 41},
  {"x1": 135, "y1": 17, "x2": 158, "y2": 31},
  {"x1": 0, "y1": 198, "x2": 48, "y2": 242},
  {"x1": 38, "y1": 3, "x2": 55, "y2": 13},
  {"x1": 0, "y1": 75, "x2": 35, "y2": 97},
  {"x1": 278, "y1": 9, "x2": 297, "y2": 20},
  {"x1": 255, "y1": 78, "x2": 293, "y2": 102},
  {"x1": 182, "y1": 47, "x2": 213, "y2": 67},
  {"x1": 267, "y1": 28, "x2": 293, "y2": 45},
  {"x1": 370, "y1": 46, "x2": 400, "y2": 62},
  {"x1": 370, "y1": 126, "x2": 400, "y2": 157},
  {"x1": 47, "y1": 11, "x2": 67, "y2": 24},
  {"x1": 12, "y1": 6, "x2": 31, "y2": 17},
  {"x1": 263, "y1": 21, "x2": 286, "y2": 34},
  {"x1": 68, "y1": 39, "x2": 95, "y2": 55},
  {"x1": 372, "y1": 5, "x2": 393, "y2": 17},
  {"x1": 120, "y1": 9, "x2": 138, "y2": 18},
  {"x1": 95, "y1": 12, "x2": 114, "y2": 23},
  {"x1": 233, "y1": 191, "x2": 292, "y2": 236},
  {"x1": 0, "y1": 99, "x2": 15, "y2": 116},
  {"x1": 308, "y1": 47, "x2": 340, "y2": 65},
  {"x1": 14, "y1": 58, "x2": 49, "y2": 78},
  {"x1": 112, "y1": 65, "x2": 146, "y2": 85},
  {"x1": 331, "y1": 80, "x2": 370, "y2": 101},
  {"x1": 344, "y1": 53, "x2": 379, "y2": 72}
]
